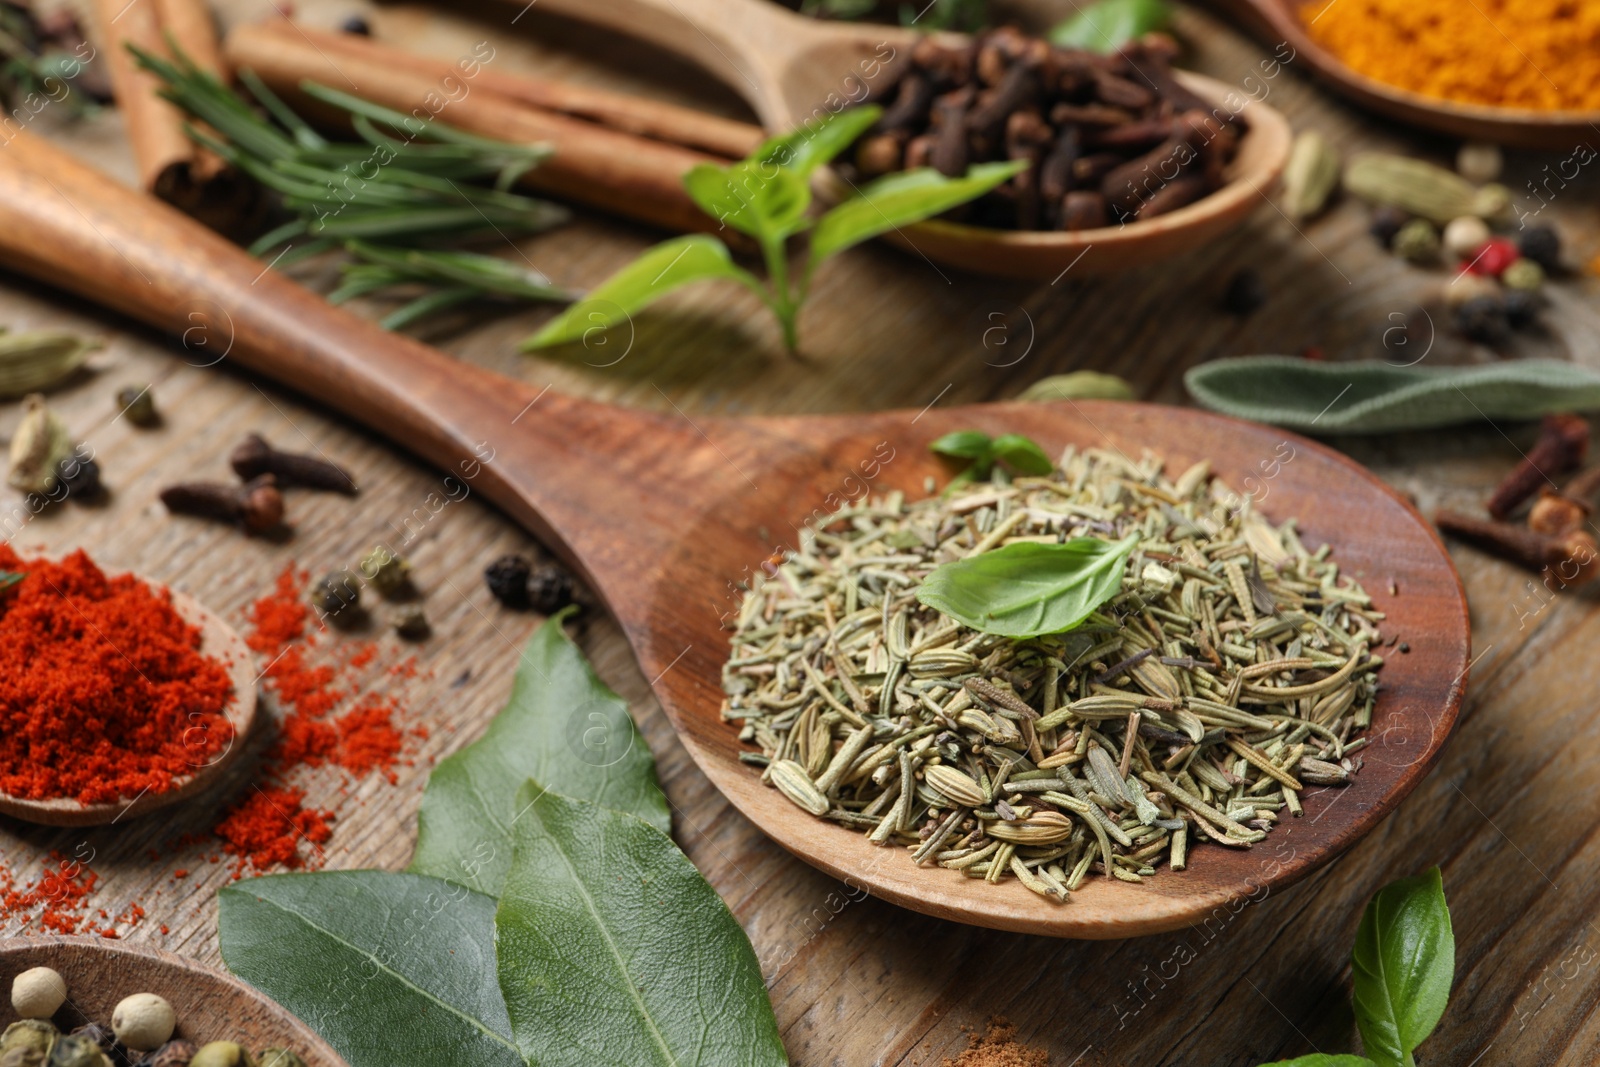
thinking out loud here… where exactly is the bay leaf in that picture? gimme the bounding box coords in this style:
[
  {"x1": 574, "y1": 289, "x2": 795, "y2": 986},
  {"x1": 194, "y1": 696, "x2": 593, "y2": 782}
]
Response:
[
  {"x1": 1185, "y1": 356, "x2": 1600, "y2": 434},
  {"x1": 916, "y1": 535, "x2": 1138, "y2": 638},
  {"x1": 410, "y1": 607, "x2": 669, "y2": 895},
  {"x1": 219, "y1": 871, "x2": 523, "y2": 1067},
  {"x1": 496, "y1": 785, "x2": 788, "y2": 1067}
]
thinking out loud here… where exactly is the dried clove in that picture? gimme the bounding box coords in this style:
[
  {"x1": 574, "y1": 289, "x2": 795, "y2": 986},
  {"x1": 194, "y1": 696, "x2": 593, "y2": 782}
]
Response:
[
  {"x1": 160, "y1": 475, "x2": 284, "y2": 534},
  {"x1": 229, "y1": 433, "x2": 358, "y2": 494},
  {"x1": 1060, "y1": 190, "x2": 1109, "y2": 231},
  {"x1": 1435, "y1": 509, "x2": 1600, "y2": 586},
  {"x1": 929, "y1": 87, "x2": 975, "y2": 177},
  {"x1": 1486, "y1": 413, "x2": 1589, "y2": 518}
]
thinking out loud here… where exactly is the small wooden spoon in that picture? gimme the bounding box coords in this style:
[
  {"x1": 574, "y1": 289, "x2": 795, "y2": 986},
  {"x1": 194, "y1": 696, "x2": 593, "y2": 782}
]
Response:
[
  {"x1": 0, "y1": 589, "x2": 257, "y2": 828},
  {"x1": 520, "y1": 0, "x2": 1292, "y2": 278},
  {"x1": 0, "y1": 132, "x2": 1468, "y2": 937},
  {"x1": 1203, "y1": 0, "x2": 1600, "y2": 149},
  {"x1": 0, "y1": 935, "x2": 346, "y2": 1065}
]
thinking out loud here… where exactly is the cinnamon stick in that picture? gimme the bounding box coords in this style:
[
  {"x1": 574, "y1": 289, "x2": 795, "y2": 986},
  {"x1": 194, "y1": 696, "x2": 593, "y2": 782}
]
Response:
[
  {"x1": 258, "y1": 22, "x2": 763, "y2": 159},
  {"x1": 93, "y1": 0, "x2": 251, "y2": 228},
  {"x1": 223, "y1": 21, "x2": 725, "y2": 236}
]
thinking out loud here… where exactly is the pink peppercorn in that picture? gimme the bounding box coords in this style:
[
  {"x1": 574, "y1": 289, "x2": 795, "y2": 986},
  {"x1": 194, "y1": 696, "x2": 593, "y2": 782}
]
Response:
[{"x1": 1466, "y1": 237, "x2": 1520, "y2": 277}]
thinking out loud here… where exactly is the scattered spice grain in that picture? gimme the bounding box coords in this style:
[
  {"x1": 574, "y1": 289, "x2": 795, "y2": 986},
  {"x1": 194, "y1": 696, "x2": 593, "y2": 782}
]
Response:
[{"x1": 943, "y1": 1019, "x2": 1049, "y2": 1067}]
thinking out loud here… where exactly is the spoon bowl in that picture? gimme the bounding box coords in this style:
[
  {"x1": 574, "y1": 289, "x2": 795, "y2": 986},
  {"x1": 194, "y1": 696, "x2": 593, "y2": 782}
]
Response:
[
  {"x1": 0, "y1": 588, "x2": 257, "y2": 827},
  {"x1": 0, "y1": 132, "x2": 1469, "y2": 936},
  {"x1": 1203, "y1": 0, "x2": 1600, "y2": 148},
  {"x1": 0, "y1": 935, "x2": 346, "y2": 1064},
  {"x1": 522, "y1": 0, "x2": 1292, "y2": 278}
]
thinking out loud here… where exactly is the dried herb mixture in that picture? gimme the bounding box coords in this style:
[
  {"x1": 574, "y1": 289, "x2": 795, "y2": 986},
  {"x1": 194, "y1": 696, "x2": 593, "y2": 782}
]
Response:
[{"x1": 723, "y1": 444, "x2": 1384, "y2": 900}]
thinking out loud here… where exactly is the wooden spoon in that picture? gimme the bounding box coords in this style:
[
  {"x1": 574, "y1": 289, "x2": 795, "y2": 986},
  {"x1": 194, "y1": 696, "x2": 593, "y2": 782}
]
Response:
[
  {"x1": 519, "y1": 0, "x2": 1292, "y2": 278},
  {"x1": 0, "y1": 589, "x2": 257, "y2": 828},
  {"x1": 1203, "y1": 0, "x2": 1600, "y2": 149},
  {"x1": 0, "y1": 131, "x2": 1468, "y2": 937},
  {"x1": 0, "y1": 935, "x2": 346, "y2": 1065}
]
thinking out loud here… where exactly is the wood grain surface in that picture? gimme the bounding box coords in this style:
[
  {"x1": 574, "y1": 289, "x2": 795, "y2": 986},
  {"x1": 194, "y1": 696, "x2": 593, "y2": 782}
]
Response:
[{"x1": 0, "y1": 0, "x2": 1597, "y2": 1062}]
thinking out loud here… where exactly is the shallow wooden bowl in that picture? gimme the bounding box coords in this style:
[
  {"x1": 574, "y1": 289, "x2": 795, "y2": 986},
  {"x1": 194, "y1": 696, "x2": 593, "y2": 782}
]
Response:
[
  {"x1": 0, "y1": 936, "x2": 344, "y2": 1064},
  {"x1": 0, "y1": 591, "x2": 257, "y2": 828},
  {"x1": 1205, "y1": 0, "x2": 1600, "y2": 148}
]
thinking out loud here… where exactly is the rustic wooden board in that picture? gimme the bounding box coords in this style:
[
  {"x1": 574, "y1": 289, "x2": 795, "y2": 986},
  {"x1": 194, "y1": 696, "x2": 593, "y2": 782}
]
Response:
[{"x1": 2, "y1": 0, "x2": 1598, "y2": 1062}]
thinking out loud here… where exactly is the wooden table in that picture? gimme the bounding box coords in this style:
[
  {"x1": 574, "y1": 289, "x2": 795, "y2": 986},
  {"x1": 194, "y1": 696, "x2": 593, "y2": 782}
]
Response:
[{"x1": 7, "y1": 0, "x2": 1600, "y2": 1062}]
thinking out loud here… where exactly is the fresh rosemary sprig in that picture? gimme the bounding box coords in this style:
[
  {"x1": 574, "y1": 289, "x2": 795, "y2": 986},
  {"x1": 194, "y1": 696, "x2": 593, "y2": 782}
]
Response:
[{"x1": 131, "y1": 44, "x2": 575, "y2": 327}]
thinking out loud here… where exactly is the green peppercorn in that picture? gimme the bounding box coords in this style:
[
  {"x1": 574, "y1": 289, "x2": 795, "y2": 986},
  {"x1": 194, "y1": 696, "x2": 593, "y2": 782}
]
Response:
[
  {"x1": 115, "y1": 385, "x2": 160, "y2": 428},
  {"x1": 255, "y1": 1049, "x2": 306, "y2": 1067},
  {"x1": 310, "y1": 569, "x2": 363, "y2": 623},
  {"x1": 1, "y1": 1021, "x2": 56, "y2": 1057},
  {"x1": 45, "y1": 1034, "x2": 107, "y2": 1067},
  {"x1": 188, "y1": 1043, "x2": 253, "y2": 1067},
  {"x1": 359, "y1": 545, "x2": 412, "y2": 599},
  {"x1": 1501, "y1": 258, "x2": 1545, "y2": 291},
  {"x1": 388, "y1": 604, "x2": 430, "y2": 641},
  {"x1": 1392, "y1": 218, "x2": 1441, "y2": 264}
]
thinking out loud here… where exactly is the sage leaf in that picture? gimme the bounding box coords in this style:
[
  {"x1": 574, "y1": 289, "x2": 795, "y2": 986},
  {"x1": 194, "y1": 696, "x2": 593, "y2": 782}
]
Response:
[
  {"x1": 411, "y1": 607, "x2": 669, "y2": 895},
  {"x1": 916, "y1": 535, "x2": 1138, "y2": 638},
  {"x1": 496, "y1": 785, "x2": 788, "y2": 1067},
  {"x1": 808, "y1": 161, "x2": 1026, "y2": 264},
  {"x1": 756, "y1": 105, "x2": 881, "y2": 176},
  {"x1": 523, "y1": 235, "x2": 762, "y2": 351},
  {"x1": 1017, "y1": 371, "x2": 1136, "y2": 402},
  {"x1": 219, "y1": 871, "x2": 522, "y2": 1067},
  {"x1": 990, "y1": 433, "x2": 1053, "y2": 476},
  {"x1": 1257, "y1": 1058, "x2": 1376, "y2": 1067},
  {"x1": 1351, "y1": 868, "x2": 1454, "y2": 1067},
  {"x1": 684, "y1": 161, "x2": 811, "y2": 241},
  {"x1": 1049, "y1": 0, "x2": 1172, "y2": 51},
  {"x1": 1185, "y1": 356, "x2": 1600, "y2": 434}
]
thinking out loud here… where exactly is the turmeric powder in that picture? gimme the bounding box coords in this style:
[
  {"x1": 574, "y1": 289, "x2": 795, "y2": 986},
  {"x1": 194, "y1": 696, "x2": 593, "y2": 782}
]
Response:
[{"x1": 1303, "y1": 0, "x2": 1600, "y2": 112}]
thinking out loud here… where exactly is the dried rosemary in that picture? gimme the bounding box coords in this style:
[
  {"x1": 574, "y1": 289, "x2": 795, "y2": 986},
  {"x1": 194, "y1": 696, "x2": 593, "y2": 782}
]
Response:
[{"x1": 722, "y1": 444, "x2": 1384, "y2": 902}]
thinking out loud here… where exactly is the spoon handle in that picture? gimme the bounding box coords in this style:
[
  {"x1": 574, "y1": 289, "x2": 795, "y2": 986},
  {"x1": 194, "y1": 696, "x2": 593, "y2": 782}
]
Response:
[{"x1": 0, "y1": 130, "x2": 694, "y2": 579}]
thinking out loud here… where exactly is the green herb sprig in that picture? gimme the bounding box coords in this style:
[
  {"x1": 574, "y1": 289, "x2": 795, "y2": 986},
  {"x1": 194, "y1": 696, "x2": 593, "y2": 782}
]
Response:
[
  {"x1": 1260, "y1": 868, "x2": 1454, "y2": 1067},
  {"x1": 133, "y1": 45, "x2": 575, "y2": 328},
  {"x1": 916, "y1": 534, "x2": 1139, "y2": 638},
  {"x1": 1048, "y1": 0, "x2": 1173, "y2": 52},
  {"x1": 930, "y1": 429, "x2": 1054, "y2": 491},
  {"x1": 525, "y1": 105, "x2": 1025, "y2": 355},
  {"x1": 798, "y1": 0, "x2": 989, "y2": 31}
]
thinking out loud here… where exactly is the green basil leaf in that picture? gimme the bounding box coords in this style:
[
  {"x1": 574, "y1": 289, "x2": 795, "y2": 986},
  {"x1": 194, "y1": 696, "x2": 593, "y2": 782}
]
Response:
[
  {"x1": 990, "y1": 433, "x2": 1054, "y2": 475},
  {"x1": 929, "y1": 430, "x2": 994, "y2": 461},
  {"x1": 1185, "y1": 356, "x2": 1600, "y2": 434},
  {"x1": 411, "y1": 607, "x2": 669, "y2": 896},
  {"x1": 1048, "y1": 0, "x2": 1172, "y2": 52},
  {"x1": 1351, "y1": 868, "x2": 1455, "y2": 1067},
  {"x1": 684, "y1": 161, "x2": 811, "y2": 241},
  {"x1": 915, "y1": 535, "x2": 1138, "y2": 638},
  {"x1": 0, "y1": 571, "x2": 24, "y2": 590},
  {"x1": 808, "y1": 160, "x2": 1027, "y2": 264},
  {"x1": 219, "y1": 871, "x2": 522, "y2": 1067},
  {"x1": 1257, "y1": 1058, "x2": 1376, "y2": 1067},
  {"x1": 757, "y1": 104, "x2": 882, "y2": 176},
  {"x1": 496, "y1": 785, "x2": 788, "y2": 1067},
  {"x1": 522, "y1": 235, "x2": 760, "y2": 350},
  {"x1": 1017, "y1": 371, "x2": 1137, "y2": 402}
]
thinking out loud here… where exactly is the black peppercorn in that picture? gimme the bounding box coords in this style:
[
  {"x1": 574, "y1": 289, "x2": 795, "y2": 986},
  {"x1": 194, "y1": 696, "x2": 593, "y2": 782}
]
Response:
[
  {"x1": 484, "y1": 554, "x2": 532, "y2": 609},
  {"x1": 1517, "y1": 224, "x2": 1562, "y2": 272},
  {"x1": 527, "y1": 562, "x2": 575, "y2": 615},
  {"x1": 115, "y1": 385, "x2": 160, "y2": 428},
  {"x1": 1220, "y1": 268, "x2": 1266, "y2": 316},
  {"x1": 1453, "y1": 295, "x2": 1509, "y2": 344},
  {"x1": 339, "y1": 15, "x2": 371, "y2": 34},
  {"x1": 310, "y1": 569, "x2": 363, "y2": 624},
  {"x1": 1368, "y1": 204, "x2": 1408, "y2": 246},
  {"x1": 1503, "y1": 289, "x2": 1540, "y2": 330},
  {"x1": 55, "y1": 450, "x2": 102, "y2": 500}
]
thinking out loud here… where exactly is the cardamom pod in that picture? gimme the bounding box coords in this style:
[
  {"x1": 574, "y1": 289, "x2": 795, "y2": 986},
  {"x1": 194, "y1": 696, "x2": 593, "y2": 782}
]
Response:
[
  {"x1": 769, "y1": 759, "x2": 830, "y2": 815},
  {"x1": 1344, "y1": 153, "x2": 1510, "y2": 224},
  {"x1": 924, "y1": 763, "x2": 988, "y2": 807},
  {"x1": 7, "y1": 394, "x2": 73, "y2": 495},
  {"x1": 0, "y1": 330, "x2": 100, "y2": 399},
  {"x1": 1282, "y1": 130, "x2": 1340, "y2": 220}
]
